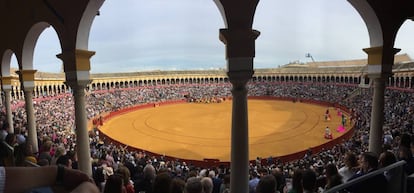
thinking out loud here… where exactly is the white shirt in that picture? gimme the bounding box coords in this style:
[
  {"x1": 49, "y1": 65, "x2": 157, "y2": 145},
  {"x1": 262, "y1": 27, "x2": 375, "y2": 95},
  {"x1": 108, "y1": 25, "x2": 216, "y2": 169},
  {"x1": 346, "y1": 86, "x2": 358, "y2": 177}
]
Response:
[{"x1": 338, "y1": 166, "x2": 354, "y2": 182}]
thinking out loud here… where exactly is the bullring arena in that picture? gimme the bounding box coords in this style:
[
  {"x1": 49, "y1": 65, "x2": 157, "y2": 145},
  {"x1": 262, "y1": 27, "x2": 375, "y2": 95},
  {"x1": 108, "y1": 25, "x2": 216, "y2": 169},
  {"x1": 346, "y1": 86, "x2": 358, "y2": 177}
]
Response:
[{"x1": 99, "y1": 98, "x2": 349, "y2": 162}]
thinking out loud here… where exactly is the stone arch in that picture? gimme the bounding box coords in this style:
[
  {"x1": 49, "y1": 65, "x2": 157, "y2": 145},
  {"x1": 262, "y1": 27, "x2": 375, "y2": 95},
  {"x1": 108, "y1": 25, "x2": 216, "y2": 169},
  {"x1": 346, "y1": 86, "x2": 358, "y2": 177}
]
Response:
[
  {"x1": 76, "y1": 0, "x2": 105, "y2": 49},
  {"x1": 347, "y1": 0, "x2": 383, "y2": 47},
  {"x1": 1, "y1": 49, "x2": 14, "y2": 76},
  {"x1": 22, "y1": 22, "x2": 52, "y2": 70}
]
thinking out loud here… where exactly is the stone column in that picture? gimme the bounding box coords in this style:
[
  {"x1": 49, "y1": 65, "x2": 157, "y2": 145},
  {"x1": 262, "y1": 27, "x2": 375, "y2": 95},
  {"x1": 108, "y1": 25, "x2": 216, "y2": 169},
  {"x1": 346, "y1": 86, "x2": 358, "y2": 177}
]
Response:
[
  {"x1": 58, "y1": 49, "x2": 95, "y2": 176},
  {"x1": 1, "y1": 77, "x2": 14, "y2": 133},
  {"x1": 228, "y1": 68, "x2": 253, "y2": 193},
  {"x1": 16, "y1": 70, "x2": 39, "y2": 153},
  {"x1": 220, "y1": 28, "x2": 260, "y2": 193},
  {"x1": 18, "y1": 87, "x2": 23, "y2": 100},
  {"x1": 12, "y1": 86, "x2": 17, "y2": 100},
  {"x1": 364, "y1": 46, "x2": 400, "y2": 155},
  {"x1": 67, "y1": 81, "x2": 91, "y2": 175},
  {"x1": 33, "y1": 86, "x2": 37, "y2": 98}
]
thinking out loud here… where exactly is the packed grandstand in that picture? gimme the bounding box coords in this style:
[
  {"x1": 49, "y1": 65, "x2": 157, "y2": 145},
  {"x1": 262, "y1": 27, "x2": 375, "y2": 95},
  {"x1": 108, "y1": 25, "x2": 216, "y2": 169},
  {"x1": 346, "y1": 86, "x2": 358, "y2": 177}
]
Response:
[{"x1": 1, "y1": 54, "x2": 414, "y2": 193}]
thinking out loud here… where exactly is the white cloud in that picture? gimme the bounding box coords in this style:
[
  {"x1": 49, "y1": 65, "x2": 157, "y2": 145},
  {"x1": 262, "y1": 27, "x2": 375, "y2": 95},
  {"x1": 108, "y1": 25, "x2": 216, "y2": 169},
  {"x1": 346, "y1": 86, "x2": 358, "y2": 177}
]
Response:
[{"x1": 30, "y1": 0, "x2": 413, "y2": 73}]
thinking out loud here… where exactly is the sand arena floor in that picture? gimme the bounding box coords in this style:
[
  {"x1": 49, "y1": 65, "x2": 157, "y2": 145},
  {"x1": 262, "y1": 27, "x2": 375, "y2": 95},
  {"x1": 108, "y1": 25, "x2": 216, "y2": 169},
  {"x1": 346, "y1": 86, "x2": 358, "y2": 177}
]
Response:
[{"x1": 99, "y1": 99, "x2": 348, "y2": 162}]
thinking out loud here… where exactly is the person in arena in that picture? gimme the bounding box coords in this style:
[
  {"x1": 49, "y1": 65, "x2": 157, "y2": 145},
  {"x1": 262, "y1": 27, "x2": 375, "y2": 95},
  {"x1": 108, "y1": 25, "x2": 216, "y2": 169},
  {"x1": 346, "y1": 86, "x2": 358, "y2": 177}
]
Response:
[{"x1": 324, "y1": 126, "x2": 333, "y2": 139}]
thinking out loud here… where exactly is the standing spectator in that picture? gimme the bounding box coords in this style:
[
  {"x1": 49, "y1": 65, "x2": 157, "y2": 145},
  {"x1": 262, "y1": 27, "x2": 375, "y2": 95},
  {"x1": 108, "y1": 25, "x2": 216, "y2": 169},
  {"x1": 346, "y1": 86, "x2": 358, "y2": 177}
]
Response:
[
  {"x1": 201, "y1": 177, "x2": 214, "y2": 193},
  {"x1": 271, "y1": 168, "x2": 286, "y2": 193},
  {"x1": 185, "y1": 177, "x2": 203, "y2": 193},
  {"x1": 302, "y1": 169, "x2": 317, "y2": 193},
  {"x1": 170, "y1": 177, "x2": 185, "y2": 193},
  {"x1": 219, "y1": 174, "x2": 230, "y2": 193},
  {"x1": 209, "y1": 170, "x2": 222, "y2": 193},
  {"x1": 103, "y1": 174, "x2": 126, "y2": 193},
  {"x1": 116, "y1": 165, "x2": 135, "y2": 193},
  {"x1": 135, "y1": 164, "x2": 155, "y2": 193},
  {"x1": 287, "y1": 169, "x2": 303, "y2": 193},
  {"x1": 256, "y1": 175, "x2": 277, "y2": 193},
  {"x1": 153, "y1": 172, "x2": 171, "y2": 193},
  {"x1": 249, "y1": 171, "x2": 260, "y2": 193}
]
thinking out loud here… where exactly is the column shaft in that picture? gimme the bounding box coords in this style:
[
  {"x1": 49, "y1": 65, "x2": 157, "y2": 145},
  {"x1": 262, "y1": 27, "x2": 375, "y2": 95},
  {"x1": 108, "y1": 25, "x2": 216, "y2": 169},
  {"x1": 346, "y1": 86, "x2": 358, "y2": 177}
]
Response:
[
  {"x1": 369, "y1": 78, "x2": 386, "y2": 155},
  {"x1": 4, "y1": 90, "x2": 14, "y2": 133},
  {"x1": 230, "y1": 82, "x2": 249, "y2": 193},
  {"x1": 73, "y1": 85, "x2": 92, "y2": 176},
  {"x1": 24, "y1": 90, "x2": 38, "y2": 153}
]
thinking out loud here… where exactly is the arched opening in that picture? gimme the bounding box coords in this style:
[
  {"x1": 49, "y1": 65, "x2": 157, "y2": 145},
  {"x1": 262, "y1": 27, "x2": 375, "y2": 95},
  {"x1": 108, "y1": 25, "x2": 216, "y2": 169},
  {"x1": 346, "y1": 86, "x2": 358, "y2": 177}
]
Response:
[
  {"x1": 394, "y1": 20, "x2": 414, "y2": 59},
  {"x1": 88, "y1": 0, "x2": 224, "y2": 73},
  {"x1": 253, "y1": 0, "x2": 368, "y2": 70},
  {"x1": 33, "y1": 26, "x2": 61, "y2": 73}
]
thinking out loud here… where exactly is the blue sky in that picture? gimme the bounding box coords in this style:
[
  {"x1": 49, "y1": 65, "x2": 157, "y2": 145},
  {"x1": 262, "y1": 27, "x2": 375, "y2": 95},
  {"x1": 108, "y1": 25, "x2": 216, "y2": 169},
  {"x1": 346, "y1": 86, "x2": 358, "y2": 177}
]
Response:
[{"x1": 11, "y1": 0, "x2": 414, "y2": 73}]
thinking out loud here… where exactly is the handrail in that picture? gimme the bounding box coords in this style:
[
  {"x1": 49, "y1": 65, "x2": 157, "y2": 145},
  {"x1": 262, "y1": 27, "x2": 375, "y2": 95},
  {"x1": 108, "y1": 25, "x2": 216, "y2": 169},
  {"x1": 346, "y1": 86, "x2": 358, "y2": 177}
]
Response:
[
  {"x1": 24, "y1": 160, "x2": 40, "y2": 167},
  {"x1": 2, "y1": 141, "x2": 40, "y2": 167},
  {"x1": 325, "y1": 160, "x2": 407, "y2": 193},
  {"x1": 1, "y1": 140, "x2": 15, "y2": 166},
  {"x1": 2, "y1": 140, "x2": 14, "y2": 151}
]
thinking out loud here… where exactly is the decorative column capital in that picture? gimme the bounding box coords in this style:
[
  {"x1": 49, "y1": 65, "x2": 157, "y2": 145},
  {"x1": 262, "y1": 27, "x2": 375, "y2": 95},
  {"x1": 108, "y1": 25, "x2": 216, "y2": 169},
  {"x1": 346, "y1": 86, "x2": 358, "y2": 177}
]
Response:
[
  {"x1": 1, "y1": 76, "x2": 14, "y2": 91},
  {"x1": 15, "y1": 69, "x2": 37, "y2": 90},
  {"x1": 227, "y1": 70, "x2": 254, "y2": 90},
  {"x1": 363, "y1": 46, "x2": 401, "y2": 79},
  {"x1": 57, "y1": 49, "x2": 95, "y2": 88},
  {"x1": 65, "y1": 80, "x2": 90, "y2": 90},
  {"x1": 57, "y1": 49, "x2": 95, "y2": 72},
  {"x1": 219, "y1": 29, "x2": 260, "y2": 58}
]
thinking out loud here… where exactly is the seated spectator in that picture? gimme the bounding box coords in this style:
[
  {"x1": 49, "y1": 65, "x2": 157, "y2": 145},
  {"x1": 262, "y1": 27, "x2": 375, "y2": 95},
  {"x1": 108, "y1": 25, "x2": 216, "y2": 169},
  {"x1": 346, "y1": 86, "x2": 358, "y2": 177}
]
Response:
[
  {"x1": 347, "y1": 152, "x2": 387, "y2": 193},
  {"x1": 56, "y1": 154, "x2": 73, "y2": 168},
  {"x1": 338, "y1": 152, "x2": 359, "y2": 182},
  {"x1": 51, "y1": 146, "x2": 66, "y2": 165},
  {"x1": 379, "y1": 151, "x2": 397, "y2": 169},
  {"x1": 397, "y1": 145, "x2": 414, "y2": 175},
  {"x1": 0, "y1": 134, "x2": 16, "y2": 166},
  {"x1": 13, "y1": 142, "x2": 37, "y2": 166},
  {"x1": 323, "y1": 163, "x2": 343, "y2": 191},
  {"x1": 378, "y1": 151, "x2": 400, "y2": 193}
]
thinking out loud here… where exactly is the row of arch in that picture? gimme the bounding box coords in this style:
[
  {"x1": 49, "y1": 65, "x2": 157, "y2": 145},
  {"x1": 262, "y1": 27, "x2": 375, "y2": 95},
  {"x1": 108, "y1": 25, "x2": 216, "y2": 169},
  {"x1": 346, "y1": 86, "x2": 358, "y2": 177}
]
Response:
[{"x1": 4, "y1": 71, "x2": 414, "y2": 100}]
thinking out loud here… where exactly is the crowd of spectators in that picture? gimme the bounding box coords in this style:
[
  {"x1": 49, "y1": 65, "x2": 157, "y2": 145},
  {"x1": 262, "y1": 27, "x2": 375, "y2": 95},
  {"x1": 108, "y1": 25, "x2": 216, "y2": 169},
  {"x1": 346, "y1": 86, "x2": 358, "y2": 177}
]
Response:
[{"x1": 0, "y1": 81, "x2": 413, "y2": 193}]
